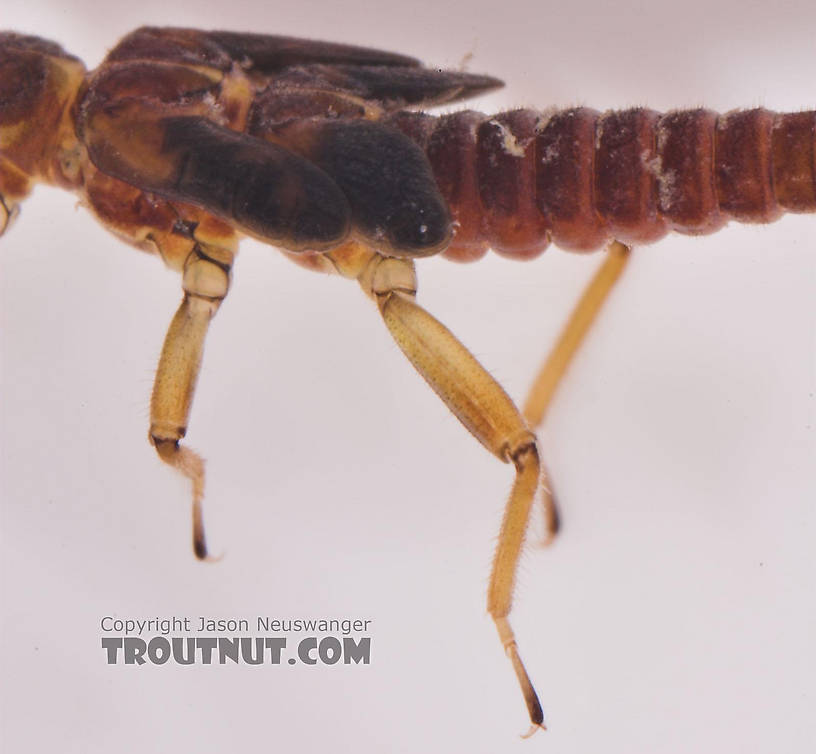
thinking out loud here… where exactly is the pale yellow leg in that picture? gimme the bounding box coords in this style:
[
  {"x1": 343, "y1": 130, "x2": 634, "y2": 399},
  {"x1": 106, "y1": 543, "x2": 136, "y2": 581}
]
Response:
[
  {"x1": 523, "y1": 241, "x2": 631, "y2": 542},
  {"x1": 523, "y1": 240, "x2": 631, "y2": 427},
  {"x1": 359, "y1": 254, "x2": 545, "y2": 732},
  {"x1": 149, "y1": 243, "x2": 232, "y2": 559}
]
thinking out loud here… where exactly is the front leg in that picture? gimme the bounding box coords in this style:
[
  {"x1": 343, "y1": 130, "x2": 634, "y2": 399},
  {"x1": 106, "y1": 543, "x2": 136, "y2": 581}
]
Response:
[
  {"x1": 357, "y1": 252, "x2": 548, "y2": 733},
  {"x1": 150, "y1": 242, "x2": 233, "y2": 559}
]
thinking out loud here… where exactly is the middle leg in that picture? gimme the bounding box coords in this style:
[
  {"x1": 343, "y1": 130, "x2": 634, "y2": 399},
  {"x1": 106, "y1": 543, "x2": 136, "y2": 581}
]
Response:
[{"x1": 356, "y1": 252, "x2": 547, "y2": 733}]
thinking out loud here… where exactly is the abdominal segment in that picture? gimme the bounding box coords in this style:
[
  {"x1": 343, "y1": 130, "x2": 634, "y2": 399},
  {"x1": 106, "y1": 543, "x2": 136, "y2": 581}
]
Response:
[{"x1": 388, "y1": 107, "x2": 816, "y2": 261}]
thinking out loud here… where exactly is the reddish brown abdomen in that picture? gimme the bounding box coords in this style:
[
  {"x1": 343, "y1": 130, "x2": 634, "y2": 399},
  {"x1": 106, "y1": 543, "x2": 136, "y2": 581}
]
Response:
[{"x1": 388, "y1": 107, "x2": 816, "y2": 261}]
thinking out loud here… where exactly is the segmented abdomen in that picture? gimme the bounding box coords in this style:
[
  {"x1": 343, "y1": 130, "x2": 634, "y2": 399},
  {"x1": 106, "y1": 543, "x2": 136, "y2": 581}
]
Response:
[{"x1": 387, "y1": 107, "x2": 816, "y2": 261}]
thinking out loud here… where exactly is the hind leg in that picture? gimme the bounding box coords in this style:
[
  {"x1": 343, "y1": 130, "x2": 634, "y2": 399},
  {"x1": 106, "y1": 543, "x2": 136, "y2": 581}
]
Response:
[{"x1": 523, "y1": 240, "x2": 631, "y2": 540}]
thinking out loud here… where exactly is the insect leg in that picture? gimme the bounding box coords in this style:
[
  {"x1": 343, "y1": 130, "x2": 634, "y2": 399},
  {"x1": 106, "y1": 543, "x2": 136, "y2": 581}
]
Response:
[
  {"x1": 359, "y1": 253, "x2": 546, "y2": 734},
  {"x1": 522, "y1": 241, "x2": 631, "y2": 539},
  {"x1": 523, "y1": 240, "x2": 631, "y2": 425},
  {"x1": 149, "y1": 242, "x2": 233, "y2": 559}
]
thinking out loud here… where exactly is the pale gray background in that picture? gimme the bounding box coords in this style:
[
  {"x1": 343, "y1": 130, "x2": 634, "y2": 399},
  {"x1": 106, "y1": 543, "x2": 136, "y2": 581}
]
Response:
[{"x1": 2, "y1": 2, "x2": 815, "y2": 752}]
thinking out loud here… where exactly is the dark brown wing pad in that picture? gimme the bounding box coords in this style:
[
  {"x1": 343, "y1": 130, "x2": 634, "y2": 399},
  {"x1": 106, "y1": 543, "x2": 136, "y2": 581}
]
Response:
[
  {"x1": 269, "y1": 64, "x2": 503, "y2": 110},
  {"x1": 104, "y1": 27, "x2": 501, "y2": 110},
  {"x1": 205, "y1": 30, "x2": 421, "y2": 71},
  {"x1": 267, "y1": 119, "x2": 452, "y2": 256},
  {"x1": 159, "y1": 117, "x2": 352, "y2": 249},
  {"x1": 105, "y1": 27, "x2": 421, "y2": 73},
  {"x1": 83, "y1": 110, "x2": 351, "y2": 250}
]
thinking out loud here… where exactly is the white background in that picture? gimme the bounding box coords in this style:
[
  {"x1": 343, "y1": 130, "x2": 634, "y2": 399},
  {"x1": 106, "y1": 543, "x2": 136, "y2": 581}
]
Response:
[{"x1": 2, "y1": 2, "x2": 815, "y2": 752}]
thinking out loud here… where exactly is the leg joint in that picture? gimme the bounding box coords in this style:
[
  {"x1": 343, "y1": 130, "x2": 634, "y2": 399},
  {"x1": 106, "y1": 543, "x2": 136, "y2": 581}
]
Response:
[
  {"x1": 358, "y1": 254, "x2": 417, "y2": 300},
  {"x1": 182, "y1": 244, "x2": 232, "y2": 302},
  {"x1": 150, "y1": 435, "x2": 181, "y2": 465},
  {"x1": 503, "y1": 431, "x2": 538, "y2": 468},
  {"x1": 150, "y1": 426, "x2": 186, "y2": 447}
]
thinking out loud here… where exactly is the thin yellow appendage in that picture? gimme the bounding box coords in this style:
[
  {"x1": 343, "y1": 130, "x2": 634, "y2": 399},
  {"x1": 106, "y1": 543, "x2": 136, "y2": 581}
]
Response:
[
  {"x1": 537, "y1": 460, "x2": 558, "y2": 547},
  {"x1": 153, "y1": 440, "x2": 216, "y2": 560},
  {"x1": 362, "y1": 244, "x2": 631, "y2": 732},
  {"x1": 363, "y1": 254, "x2": 546, "y2": 732},
  {"x1": 523, "y1": 240, "x2": 631, "y2": 428},
  {"x1": 491, "y1": 447, "x2": 547, "y2": 733},
  {"x1": 150, "y1": 244, "x2": 232, "y2": 560}
]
